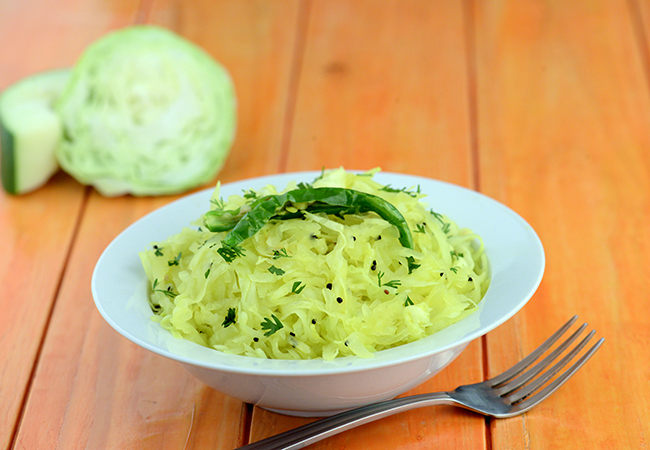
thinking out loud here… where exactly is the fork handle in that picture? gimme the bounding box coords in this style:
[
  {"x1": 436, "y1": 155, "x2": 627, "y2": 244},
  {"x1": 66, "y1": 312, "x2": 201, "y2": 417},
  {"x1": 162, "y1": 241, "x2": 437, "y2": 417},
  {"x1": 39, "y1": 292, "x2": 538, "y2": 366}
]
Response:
[{"x1": 237, "y1": 392, "x2": 455, "y2": 450}]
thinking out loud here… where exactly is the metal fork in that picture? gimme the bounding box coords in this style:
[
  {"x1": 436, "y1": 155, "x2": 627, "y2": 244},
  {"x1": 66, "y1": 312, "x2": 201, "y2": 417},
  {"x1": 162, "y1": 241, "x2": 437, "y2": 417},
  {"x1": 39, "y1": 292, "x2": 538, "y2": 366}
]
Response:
[{"x1": 237, "y1": 316, "x2": 604, "y2": 450}]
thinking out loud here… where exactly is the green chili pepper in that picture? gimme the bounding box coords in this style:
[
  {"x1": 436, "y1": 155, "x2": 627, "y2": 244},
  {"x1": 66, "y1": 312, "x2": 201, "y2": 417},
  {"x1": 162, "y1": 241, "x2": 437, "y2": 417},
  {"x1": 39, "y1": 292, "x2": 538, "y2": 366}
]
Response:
[{"x1": 204, "y1": 187, "x2": 414, "y2": 262}]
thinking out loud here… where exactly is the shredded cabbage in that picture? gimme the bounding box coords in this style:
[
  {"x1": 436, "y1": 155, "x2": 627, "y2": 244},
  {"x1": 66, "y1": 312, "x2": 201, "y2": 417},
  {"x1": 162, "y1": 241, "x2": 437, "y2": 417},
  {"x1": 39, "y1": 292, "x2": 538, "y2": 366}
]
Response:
[
  {"x1": 56, "y1": 25, "x2": 236, "y2": 196},
  {"x1": 139, "y1": 168, "x2": 489, "y2": 360}
]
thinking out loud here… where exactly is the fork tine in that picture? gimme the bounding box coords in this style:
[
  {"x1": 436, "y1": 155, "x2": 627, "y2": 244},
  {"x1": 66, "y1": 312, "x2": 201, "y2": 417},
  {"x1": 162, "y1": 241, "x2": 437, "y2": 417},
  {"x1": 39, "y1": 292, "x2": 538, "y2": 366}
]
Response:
[
  {"x1": 505, "y1": 329, "x2": 595, "y2": 403},
  {"x1": 499, "y1": 323, "x2": 589, "y2": 395},
  {"x1": 489, "y1": 315, "x2": 578, "y2": 387},
  {"x1": 507, "y1": 337, "x2": 605, "y2": 416}
]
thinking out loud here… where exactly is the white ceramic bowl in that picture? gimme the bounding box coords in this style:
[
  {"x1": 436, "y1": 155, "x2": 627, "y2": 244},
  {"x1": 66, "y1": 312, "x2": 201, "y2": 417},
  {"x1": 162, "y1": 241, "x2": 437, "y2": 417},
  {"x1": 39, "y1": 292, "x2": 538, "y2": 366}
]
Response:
[{"x1": 92, "y1": 171, "x2": 545, "y2": 417}]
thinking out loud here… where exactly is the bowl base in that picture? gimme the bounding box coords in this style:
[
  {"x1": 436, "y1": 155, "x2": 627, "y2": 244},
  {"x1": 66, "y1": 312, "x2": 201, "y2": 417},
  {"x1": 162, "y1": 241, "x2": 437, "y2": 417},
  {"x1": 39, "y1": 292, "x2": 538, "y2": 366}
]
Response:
[{"x1": 259, "y1": 405, "x2": 355, "y2": 417}]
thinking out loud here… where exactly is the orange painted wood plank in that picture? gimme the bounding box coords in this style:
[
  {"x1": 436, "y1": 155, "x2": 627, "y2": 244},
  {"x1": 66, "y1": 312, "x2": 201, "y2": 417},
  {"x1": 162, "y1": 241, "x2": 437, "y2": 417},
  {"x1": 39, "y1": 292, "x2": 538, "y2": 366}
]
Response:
[
  {"x1": 0, "y1": 175, "x2": 84, "y2": 450},
  {"x1": 0, "y1": 0, "x2": 141, "y2": 87},
  {"x1": 473, "y1": 0, "x2": 650, "y2": 448},
  {"x1": 249, "y1": 1, "x2": 488, "y2": 449},
  {"x1": 282, "y1": 0, "x2": 476, "y2": 185},
  {"x1": 0, "y1": 1, "x2": 140, "y2": 448},
  {"x1": 13, "y1": 1, "x2": 303, "y2": 448}
]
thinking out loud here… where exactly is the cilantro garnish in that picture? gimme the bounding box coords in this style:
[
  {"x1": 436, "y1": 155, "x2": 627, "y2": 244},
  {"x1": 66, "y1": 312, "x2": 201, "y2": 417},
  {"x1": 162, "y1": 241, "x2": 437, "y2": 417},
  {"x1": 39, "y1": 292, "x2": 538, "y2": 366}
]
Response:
[
  {"x1": 218, "y1": 242, "x2": 246, "y2": 263},
  {"x1": 243, "y1": 189, "x2": 258, "y2": 201},
  {"x1": 168, "y1": 252, "x2": 182, "y2": 266},
  {"x1": 204, "y1": 262, "x2": 213, "y2": 279},
  {"x1": 291, "y1": 281, "x2": 306, "y2": 294},
  {"x1": 261, "y1": 314, "x2": 284, "y2": 336},
  {"x1": 222, "y1": 308, "x2": 236, "y2": 328},
  {"x1": 379, "y1": 184, "x2": 421, "y2": 198},
  {"x1": 377, "y1": 271, "x2": 401, "y2": 288},
  {"x1": 268, "y1": 265, "x2": 285, "y2": 276},
  {"x1": 152, "y1": 279, "x2": 177, "y2": 298},
  {"x1": 450, "y1": 251, "x2": 464, "y2": 259},
  {"x1": 406, "y1": 256, "x2": 421, "y2": 274},
  {"x1": 272, "y1": 248, "x2": 290, "y2": 259},
  {"x1": 431, "y1": 210, "x2": 451, "y2": 234},
  {"x1": 210, "y1": 197, "x2": 226, "y2": 209}
]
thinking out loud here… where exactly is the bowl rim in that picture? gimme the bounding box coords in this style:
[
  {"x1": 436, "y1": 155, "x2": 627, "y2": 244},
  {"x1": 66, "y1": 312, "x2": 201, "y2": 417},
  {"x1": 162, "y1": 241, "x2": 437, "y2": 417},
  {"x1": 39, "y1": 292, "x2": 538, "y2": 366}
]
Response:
[{"x1": 92, "y1": 170, "x2": 545, "y2": 377}]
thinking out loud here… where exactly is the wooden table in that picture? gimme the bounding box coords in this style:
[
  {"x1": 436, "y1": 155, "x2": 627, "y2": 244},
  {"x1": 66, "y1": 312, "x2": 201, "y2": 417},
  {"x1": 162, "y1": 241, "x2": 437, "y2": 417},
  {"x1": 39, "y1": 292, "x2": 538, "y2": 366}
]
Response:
[{"x1": 1, "y1": 1, "x2": 648, "y2": 448}]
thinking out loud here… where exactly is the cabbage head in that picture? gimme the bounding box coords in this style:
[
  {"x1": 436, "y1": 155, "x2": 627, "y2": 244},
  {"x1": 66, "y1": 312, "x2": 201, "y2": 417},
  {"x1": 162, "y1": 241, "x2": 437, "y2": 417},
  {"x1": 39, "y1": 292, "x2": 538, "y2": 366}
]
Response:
[{"x1": 56, "y1": 25, "x2": 236, "y2": 196}]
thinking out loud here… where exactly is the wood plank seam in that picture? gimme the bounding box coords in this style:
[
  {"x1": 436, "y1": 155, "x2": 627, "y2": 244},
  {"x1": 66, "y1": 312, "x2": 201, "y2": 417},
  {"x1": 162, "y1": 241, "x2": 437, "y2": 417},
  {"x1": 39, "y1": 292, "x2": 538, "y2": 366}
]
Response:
[
  {"x1": 134, "y1": 0, "x2": 155, "y2": 24},
  {"x1": 626, "y1": 0, "x2": 650, "y2": 98},
  {"x1": 464, "y1": 2, "x2": 493, "y2": 450},
  {"x1": 464, "y1": 0, "x2": 481, "y2": 193},
  {"x1": 278, "y1": 0, "x2": 312, "y2": 174},
  {"x1": 239, "y1": 403, "x2": 254, "y2": 447}
]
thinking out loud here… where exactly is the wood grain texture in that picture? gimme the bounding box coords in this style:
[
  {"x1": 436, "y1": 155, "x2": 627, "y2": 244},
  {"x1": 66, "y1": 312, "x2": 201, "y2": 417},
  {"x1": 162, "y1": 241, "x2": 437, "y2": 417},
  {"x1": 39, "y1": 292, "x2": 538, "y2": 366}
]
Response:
[
  {"x1": 473, "y1": 0, "x2": 650, "y2": 447},
  {"x1": 282, "y1": 0, "x2": 475, "y2": 185},
  {"x1": 0, "y1": 0, "x2": 139, "y2": 448},
  {"x1": 16, "y1": 193, "x2": 251, "y2": 449},
  {"x1": 0, "y1": 174, "x2": 84, "y2": 450},
  {"x1": 0, "y1": 0, "x2": 140, "y2": 89},
  {"x1": 13, "y1": 194, "x2": 249, "y2": 450},
  {"x1": 11, "y1": 1, "x2": 303, "y2": 448},
  {"x1": 248, "y1": 341, "x2": 486, "y2": 449}
]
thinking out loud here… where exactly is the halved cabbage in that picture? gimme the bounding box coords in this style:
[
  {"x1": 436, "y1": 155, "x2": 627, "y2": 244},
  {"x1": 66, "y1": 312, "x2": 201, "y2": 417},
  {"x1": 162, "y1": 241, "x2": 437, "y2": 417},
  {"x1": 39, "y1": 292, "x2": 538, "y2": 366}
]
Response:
[{"x1": 56, "y1": 25, "x2": 236, "y2": 196}]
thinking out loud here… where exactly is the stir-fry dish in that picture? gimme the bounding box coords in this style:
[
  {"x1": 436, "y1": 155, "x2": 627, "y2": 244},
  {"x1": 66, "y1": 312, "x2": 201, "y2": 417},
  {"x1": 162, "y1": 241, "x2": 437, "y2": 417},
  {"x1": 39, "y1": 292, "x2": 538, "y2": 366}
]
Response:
[{"x1": 140, "y1": 168, "x2": 489, "y2": 360}]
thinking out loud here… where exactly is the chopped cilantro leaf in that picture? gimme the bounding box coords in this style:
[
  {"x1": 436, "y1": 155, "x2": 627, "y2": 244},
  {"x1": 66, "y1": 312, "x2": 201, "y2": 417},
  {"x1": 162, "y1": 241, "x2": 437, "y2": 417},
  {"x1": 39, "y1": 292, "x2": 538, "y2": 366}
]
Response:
[
  {"x1": 168, "y1": 252, "x2": 182, "y2": 266},
  {"x1": 291, "y1": 281, "x2": 306, "y2": 294},
  {"x1": 222, "y1": 308, "x2": 236, "y2": 328},
  {"x1": 406, "y1": 256, "x2": 421, "y2": 274},
  {"x1": 218, "y1": 242, "x2": 245, "y2": 263},
  {"x1": 243, "y1": 189, "x2": 258, "y2": 200},
  {"x1": 152, "y1": 278, "x2": 177, "y2": 298},
  {"x1": 272, "y1": 248, "x2": 290, "y2": 259},
  {"x1": 261, "y1": 314, "x2": 284, "y2": 336},
  {"x1": 268, "y1": 265, "x2": 285, "y2": 276},
  {"x1": 204, "y1": 262, "x2": 213, "y2": 279},
  {"x1": 377, "y1": 271, "x2": 401, "y2": 288}
]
